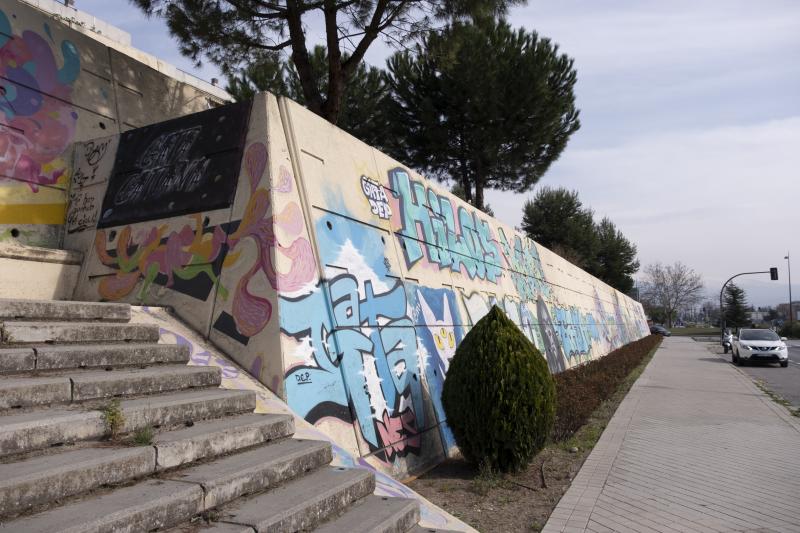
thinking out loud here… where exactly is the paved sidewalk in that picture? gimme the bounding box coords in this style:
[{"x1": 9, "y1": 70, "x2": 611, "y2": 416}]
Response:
[{"x1": 543, "y1": 337, "x2": 800, "y2": 533}]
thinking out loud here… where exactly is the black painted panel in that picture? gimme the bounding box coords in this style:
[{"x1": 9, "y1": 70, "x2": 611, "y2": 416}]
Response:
[{"x1": 98, "y1": 100, "x2": 251, "y2": 228}]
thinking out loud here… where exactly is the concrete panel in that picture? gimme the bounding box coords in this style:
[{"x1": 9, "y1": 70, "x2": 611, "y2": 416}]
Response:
[
  {"x1": 209, "y1": 94, "x2": 305, "y2": 396},
  {"x1": 111, "y1": 49, "x2": 217, "y2": 130}
]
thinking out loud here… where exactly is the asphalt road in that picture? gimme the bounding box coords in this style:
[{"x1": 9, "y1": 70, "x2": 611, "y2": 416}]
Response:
[{"x1": 713, "y1": 342, "x2": 800, "y2": 409}]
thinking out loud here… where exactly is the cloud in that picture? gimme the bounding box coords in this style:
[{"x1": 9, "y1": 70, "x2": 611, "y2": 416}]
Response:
[{"x1": 488, "y1": 115, "x2": 800, "y2": 305}]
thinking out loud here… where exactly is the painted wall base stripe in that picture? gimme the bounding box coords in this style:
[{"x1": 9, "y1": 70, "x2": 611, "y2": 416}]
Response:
[{"x1": 0, "y1": 203, "x2": 67, "y2": 224}]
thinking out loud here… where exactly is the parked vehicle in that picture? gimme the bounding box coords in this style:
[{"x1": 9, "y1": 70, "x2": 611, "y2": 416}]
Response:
[
  {"x1": 722, "y1": 329, "x2": 733, "y2": 354},
  {"x1": 731, "y1": 328, "x2": 789, "y2": 367},
  {"x1": 650, "y1": 325, "x2": 671, "y2": 336}
]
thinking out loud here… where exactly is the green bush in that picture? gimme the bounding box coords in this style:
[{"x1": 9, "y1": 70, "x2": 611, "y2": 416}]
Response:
[
  {"x1": 551, "y1": 334, "x2": 661, "y2": 441},
  {"x1": 442, "y1": 306, "x2": 556, "y2": 472},
  {"x1": 779, "y1": 322, "x2": 800, "y2": 339}
]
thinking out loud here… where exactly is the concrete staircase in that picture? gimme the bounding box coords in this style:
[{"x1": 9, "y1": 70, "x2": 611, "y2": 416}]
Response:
[{"x1": 0, "y1": 298, "x2": 427, "y2": 532}]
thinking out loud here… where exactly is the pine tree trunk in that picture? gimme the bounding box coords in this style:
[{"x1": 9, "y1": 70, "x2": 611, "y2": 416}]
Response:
[{"x1": 474, "y1": 165, "x2": 485, "y2": 210}]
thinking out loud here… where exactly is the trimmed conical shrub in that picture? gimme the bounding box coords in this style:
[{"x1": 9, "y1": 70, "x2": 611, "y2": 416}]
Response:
[{"x1": 442, "y1": 305, "x2": 556, "y2": 472}]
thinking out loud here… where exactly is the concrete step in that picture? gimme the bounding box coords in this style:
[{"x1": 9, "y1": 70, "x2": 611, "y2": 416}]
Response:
[
  {"x1": 34, "y1": 343, "x2": 190, "y2": 371},
  {"x1": 0, "y1": 389, "x2": 256, "y2": 457},
  {"x1": 154, "y1": 412, "x2": 294, "y2": 470},
  {"x1": 314, "y1": 495, "x2": 420, "y2": 533},
  {"x1": 0, "y1": 322, "x2": 159, "y2": 344},
  {"x1": 166, "y1": 438, "x2": 333, "y2": 510},
  {"x1": 70, "y1": 364, "x2": 221, "y2": 401},
  {"x1": 0, "y1": 376, "x2": 71, "y2": 409},
  {"x1": 0, "y1": 365, "x2": 221, "y2": 408},
  {"x1": 211, "y1": 466, "x2": 375, "y2": 531},
  {"x1": 0, "y1": 413, "x2": 293, "y2": 519},
  {"x1": 407, "y1": 527, "x2": 462, "y2": 533},
  {"x1": 0, "y1": 348, "x2": 35, "y2": 373},
  {"x1": 0, "y1": 478, "x2": 203, "y2": 532},
  {"x1": 0, "y1": 446, "x2": 155, "y2": 518},
  {"x1": 0, "y1": 298, "x2": 130, "y2": 322},
  {"x1": 0, "y1": 447, "x2": 363, "y2": 532}
]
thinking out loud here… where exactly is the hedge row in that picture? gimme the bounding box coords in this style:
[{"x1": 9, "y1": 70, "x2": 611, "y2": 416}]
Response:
[{"x1": 551, "y1": 334, "x2": 662, "y2": 441}]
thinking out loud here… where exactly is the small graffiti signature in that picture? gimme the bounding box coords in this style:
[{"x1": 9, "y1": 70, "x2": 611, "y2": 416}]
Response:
[{"x1": 361, "y1": 176, "x2": 392, "y2": 220}]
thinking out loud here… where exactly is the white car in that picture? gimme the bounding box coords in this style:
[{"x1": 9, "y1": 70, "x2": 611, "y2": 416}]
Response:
[{"x1": 731, "y1": 329, "x2": 789, "y2": 368}]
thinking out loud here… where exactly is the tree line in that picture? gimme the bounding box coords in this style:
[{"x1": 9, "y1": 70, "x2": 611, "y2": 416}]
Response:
[{"x1": 130, "y1": 0, "x2": 639, "y2": 293}]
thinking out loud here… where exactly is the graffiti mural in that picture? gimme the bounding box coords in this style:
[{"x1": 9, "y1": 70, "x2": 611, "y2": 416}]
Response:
[
  {"x1": 70, "y1": 94, "x2": 649, "y2": 480},
  {"x1": 0, "y1": 8, "x2": 80, "y2": 191},
  {"x1": 498, "y1": 228, "x2": 550, "y2": 303},
  {"x1": 282, "y1": 273, "x2": 425, "y2": 460}
]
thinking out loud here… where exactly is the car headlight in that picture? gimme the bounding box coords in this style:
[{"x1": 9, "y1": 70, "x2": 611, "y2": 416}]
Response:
[{"x1": 742, "y1": 345, "x2": 753, "y2": 350}]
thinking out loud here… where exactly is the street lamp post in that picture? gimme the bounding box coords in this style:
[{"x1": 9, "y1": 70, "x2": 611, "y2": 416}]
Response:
[{"x1": 786, "y1": 253, "x2": 793, "y2": 326}]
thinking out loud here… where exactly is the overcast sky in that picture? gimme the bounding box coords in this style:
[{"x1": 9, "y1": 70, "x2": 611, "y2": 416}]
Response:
[{"x1": 77, "y1": 0, "x2": 800, "y2": 307}]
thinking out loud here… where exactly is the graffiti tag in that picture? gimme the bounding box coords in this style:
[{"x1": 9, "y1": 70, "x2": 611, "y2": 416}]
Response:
[{"x1": 361, "y1": 176, "x2": 392, "y2": 219}]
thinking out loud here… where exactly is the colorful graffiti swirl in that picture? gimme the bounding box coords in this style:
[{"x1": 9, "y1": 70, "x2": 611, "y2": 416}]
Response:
[
  {"x1": 222, "y1": 141, "x2": 315, "y2": 338},
  {"x1": 0, "y1": 9, "x2": 80, "y2": 190},
  {"x1": 94, "y1": 213, "x2": 227, "y2": 301}
]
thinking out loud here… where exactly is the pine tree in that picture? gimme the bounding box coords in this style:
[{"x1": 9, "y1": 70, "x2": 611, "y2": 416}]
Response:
[
  {"x1": 595, "y1": 217, "x2": 639, "y2": 293},
  {"x1": 724, "y1": 283, "x2": 749, "y2": 328}
]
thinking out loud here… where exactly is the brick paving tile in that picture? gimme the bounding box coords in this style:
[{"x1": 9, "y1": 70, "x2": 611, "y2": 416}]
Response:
[{"x1": 542, "y1": 337, "x2": 800, "y2": 532}]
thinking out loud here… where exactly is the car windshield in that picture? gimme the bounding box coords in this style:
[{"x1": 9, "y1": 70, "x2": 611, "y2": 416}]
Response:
[{"x1": 740, "y1": 329, "x2": 780, "y2": 341}]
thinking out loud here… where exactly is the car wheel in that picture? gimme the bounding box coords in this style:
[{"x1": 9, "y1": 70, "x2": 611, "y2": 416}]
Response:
[{"x1": 781, "y1": 361, "x2": 789, "y2": 368}]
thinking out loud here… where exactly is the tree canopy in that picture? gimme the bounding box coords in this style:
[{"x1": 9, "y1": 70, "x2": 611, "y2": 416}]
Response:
[
  {"x1": 381, "y1": 20, "x2": 580, "y2": 210},
  {"x1": 130, "y1": 0, "x2": 524, "y2": 124},
  {"x1": 521, "y1": 187, "x2": 639, "y2": 292},
  {"x1": 640, "y1": 262, "x2": 704, "y2": 328}
]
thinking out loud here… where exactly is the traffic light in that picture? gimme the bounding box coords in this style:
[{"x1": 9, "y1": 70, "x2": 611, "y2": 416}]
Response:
[{"x1": 770, "y1": 267, "x2": 779, "y2": 280}]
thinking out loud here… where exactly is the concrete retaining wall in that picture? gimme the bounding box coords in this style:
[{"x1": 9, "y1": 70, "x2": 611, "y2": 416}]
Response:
[
  {"x1": 0, "y1": 241, "x2": 80, "y2": 299},
  {"x1": 67, "y1": 93, "x2": 649, "y2": 479},
  {"x1": 0, "y1": 0, "x2": 229, "y2": 249}
]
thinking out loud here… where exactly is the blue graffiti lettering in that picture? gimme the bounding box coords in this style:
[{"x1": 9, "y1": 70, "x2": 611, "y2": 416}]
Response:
[{"x1": 390, "y1": 168, "x2": 502, "y2": 282}]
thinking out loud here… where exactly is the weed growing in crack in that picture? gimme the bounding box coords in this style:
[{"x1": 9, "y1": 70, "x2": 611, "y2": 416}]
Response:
[{"x1": 101, "y1": 399, "x2": 125, "y2": 440}]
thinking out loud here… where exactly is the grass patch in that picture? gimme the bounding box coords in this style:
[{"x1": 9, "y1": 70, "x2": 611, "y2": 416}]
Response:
[
  {"x1": 132, "y1": 426, "x2": 154, "y2": 446},
  {"x1": 754, "y1": 380, "x2": 800, "y2": 417}
]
